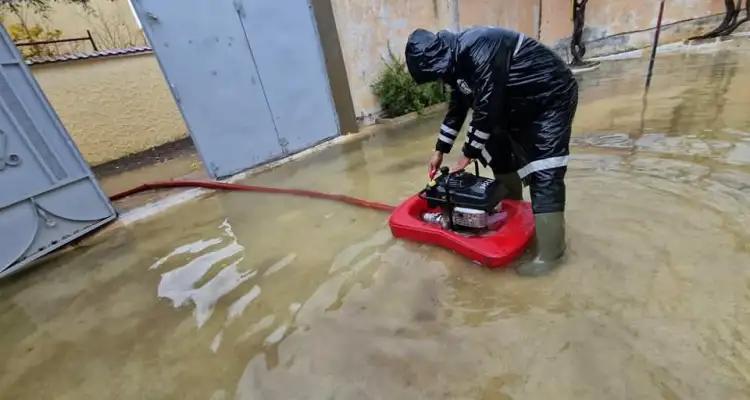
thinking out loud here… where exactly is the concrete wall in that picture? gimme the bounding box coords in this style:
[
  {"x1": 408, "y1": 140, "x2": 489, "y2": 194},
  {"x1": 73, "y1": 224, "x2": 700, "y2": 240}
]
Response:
[
  {"x1": 31, "y1": 53, "x2": 187, "y2": 166},
  {"x1": 554, "y1": 0, "x2": 728, "y2": 58},
  {"x1": 330, "y1": 0, "x2": 456, "y2": 123},
  {"x1": 459, "y1": 0, "x2": 539, "y2": 38},
  {"x1": 331, "y1": 0, "x2": 544, "y2": 122},
  {"x1": 332, "y1": 0, "x2": 739, "y2": 121},
  {"x1": 538, "y1": 0, "x2": 571, "y2": 44},
  {"x1": 586, "y1": 0, "x2": 725, "y2": 37}
]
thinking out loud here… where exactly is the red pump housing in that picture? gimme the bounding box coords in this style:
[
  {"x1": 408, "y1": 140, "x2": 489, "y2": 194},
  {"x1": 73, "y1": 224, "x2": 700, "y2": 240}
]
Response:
[{"x1": 388, "y1": 195, "x2": 535, "y2": 268}]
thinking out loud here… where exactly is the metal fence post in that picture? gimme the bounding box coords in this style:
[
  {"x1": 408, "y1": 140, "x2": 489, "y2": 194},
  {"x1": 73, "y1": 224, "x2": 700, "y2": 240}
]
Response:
[{"x1": 86, "y1": 30, "x2": 98, "y2": 52}]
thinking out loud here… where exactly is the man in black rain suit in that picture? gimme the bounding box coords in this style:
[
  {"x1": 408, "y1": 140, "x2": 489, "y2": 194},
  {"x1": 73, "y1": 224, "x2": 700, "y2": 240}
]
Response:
[{"x1": 405, "y1": 27, "x2": 578, "y2": 276}]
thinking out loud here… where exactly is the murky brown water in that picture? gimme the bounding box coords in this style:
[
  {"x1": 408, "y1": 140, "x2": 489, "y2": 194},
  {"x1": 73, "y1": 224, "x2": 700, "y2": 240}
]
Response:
[{"x1": 2, "y1": 40, "x2": 750, "y2": 399}]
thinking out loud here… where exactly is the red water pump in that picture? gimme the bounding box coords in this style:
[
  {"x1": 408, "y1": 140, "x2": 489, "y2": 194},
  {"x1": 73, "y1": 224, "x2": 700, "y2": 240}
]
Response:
[{"x1": 388, "y1": 167, "x2": 534, "y2": 268}]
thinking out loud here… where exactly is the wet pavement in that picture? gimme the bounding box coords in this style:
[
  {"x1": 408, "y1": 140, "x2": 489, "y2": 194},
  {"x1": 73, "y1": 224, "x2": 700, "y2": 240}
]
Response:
[
  {"x1": 2, "y1": 39, "x2": 750, "y2": 399},
  {"x1": 96, "y1": 142, "x2": 202, "y2": 194}
]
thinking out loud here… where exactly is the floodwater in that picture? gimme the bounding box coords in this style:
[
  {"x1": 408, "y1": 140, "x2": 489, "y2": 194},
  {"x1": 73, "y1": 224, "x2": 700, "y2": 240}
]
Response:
[{"x1": 2, "y1": 40, "x2": 750, "y2": 399}]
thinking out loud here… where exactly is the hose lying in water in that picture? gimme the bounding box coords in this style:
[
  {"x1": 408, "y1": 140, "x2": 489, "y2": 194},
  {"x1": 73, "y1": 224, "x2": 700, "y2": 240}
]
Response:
[{"x1": 109, "y1": 180, "x2": 396, "y2": 212}]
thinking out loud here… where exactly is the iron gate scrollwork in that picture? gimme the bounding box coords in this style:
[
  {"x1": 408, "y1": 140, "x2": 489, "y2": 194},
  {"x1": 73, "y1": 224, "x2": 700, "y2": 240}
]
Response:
[{"x1": 0, "y1": 26, "x2": 115, "y2": 278}]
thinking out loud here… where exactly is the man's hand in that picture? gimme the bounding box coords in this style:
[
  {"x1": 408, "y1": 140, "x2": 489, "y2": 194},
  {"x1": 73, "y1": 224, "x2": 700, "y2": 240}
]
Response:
[
  {"x1": 428, "y1": 150, "x2": 444, "y2": 178},
  {"x1": 451, "y1": 155, "x2": 473, "y2": 173}
]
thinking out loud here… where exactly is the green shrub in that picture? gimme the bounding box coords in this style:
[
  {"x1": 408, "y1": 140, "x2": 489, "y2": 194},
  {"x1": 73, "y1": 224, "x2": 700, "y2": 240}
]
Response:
[{"x1": 371, "y1": 49, "x2": 448, "y2": 118}]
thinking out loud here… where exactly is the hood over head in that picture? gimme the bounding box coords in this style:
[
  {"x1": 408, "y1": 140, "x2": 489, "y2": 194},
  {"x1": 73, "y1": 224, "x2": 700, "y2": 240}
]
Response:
[{"x1": 405, "y1": 29, "x2": 457, "y2": 84}]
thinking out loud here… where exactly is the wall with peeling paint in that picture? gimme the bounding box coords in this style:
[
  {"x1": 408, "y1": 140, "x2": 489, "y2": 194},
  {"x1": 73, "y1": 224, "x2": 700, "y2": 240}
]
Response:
[
  {"x1": 330, "y1": 0, "x2": 456, "y2": 123},
  {"x1": 575, "y1": 0, "x2": 730, "y2": 59},
  {"x1": 333, "y1": 0, "x2": 740, "y2": 122},
  {"x1": 586, "y1": 0, "x2": 725, "y2": 37},
  {"x1": 538, "y1": 0, "x2": 738, "y2": 62},
  {"x1": 459, "y1": 0, "x2": 539, "y2": 38}
]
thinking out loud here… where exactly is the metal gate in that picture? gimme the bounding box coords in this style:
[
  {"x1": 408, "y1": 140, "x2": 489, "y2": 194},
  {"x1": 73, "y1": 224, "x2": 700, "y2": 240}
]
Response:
[
  {"x1": 0, "y1": 28, "x2": 116, "y2": 278},
  {"x1": 131, "y1": 0, "x2": 340, "y2": 179}
]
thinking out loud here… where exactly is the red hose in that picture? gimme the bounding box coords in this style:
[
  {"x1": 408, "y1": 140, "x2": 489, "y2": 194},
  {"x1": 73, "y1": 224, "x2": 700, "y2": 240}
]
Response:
[{"x1": 109, "y1": 180, "x2": 396, "y2": 212}]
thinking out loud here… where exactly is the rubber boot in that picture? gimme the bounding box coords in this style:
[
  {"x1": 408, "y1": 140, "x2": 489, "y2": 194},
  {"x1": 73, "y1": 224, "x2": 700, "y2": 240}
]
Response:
[
  {"x1": 496, "y1": 173, "x2": 523, "y2": 201},
  {"x1": 516, "y1": 212, "x2": 566, "y2": 276}
]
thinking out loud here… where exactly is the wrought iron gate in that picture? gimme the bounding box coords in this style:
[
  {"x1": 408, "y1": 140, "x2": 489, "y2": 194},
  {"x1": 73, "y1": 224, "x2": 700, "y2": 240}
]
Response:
[{"x1": 0, "y1": 27, "x2": 116, "y2": 278}]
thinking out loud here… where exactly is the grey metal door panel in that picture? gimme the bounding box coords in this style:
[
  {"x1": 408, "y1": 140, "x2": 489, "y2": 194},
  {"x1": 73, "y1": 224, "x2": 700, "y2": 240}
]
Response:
[
  {"x1": 237, "y1": 0, "x2": 339, "y2": 153},
  {"x1": 0, "y1": 63, "x2": 86, "y2": 178},
  {"x1": 0, "y1": 38, "x2": 86, "y2": 182},
  {"x1": 0, "y1": 27, "x2": 115, "y2": 278},
  {"x1": 132, "y1": 0, "x2": 283, "y2": 178},
  {"x1": 132, "y1": 0, "x2": 339, "y2": 179}
]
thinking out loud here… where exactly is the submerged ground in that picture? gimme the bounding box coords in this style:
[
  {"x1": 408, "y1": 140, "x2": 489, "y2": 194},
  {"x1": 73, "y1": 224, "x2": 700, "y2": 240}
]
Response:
[{"x1": 1, "y1": 39, "x2": 750, "y2": 399}]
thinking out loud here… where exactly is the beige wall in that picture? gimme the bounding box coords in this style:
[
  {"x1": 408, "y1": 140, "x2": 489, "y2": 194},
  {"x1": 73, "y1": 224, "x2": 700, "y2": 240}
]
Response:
[
  {"x1": 331, "y1": 0, "x2": 541, "y2": 121},
  {"x1": 333, "y1": 0, "x2": 738, "y2": 120},
  {"x1": 560, "y1": 0, "x2": 730, "y2": 59},
  {"x1": 586, "y1": 0, "x2": 725, "y2": 37},
  {"x1": 31, "y1": 53, "x2": 187, "y2": 166},
  {"x1": 331, "y1": 0, "x2": 456, "y2": 123},
  {"x1": 459, "y1": 0, "x2": 539, "y2": 37},
  {"x1": 539, "y1": 0, "x2": 572, "y2": 45}
]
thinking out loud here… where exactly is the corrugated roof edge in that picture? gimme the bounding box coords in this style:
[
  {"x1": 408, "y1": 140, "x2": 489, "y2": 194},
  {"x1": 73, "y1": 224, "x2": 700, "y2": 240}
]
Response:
[{"x1": 25, "y1": 46, "x2": 153, "y2": 66}]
